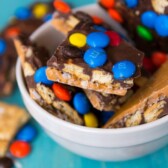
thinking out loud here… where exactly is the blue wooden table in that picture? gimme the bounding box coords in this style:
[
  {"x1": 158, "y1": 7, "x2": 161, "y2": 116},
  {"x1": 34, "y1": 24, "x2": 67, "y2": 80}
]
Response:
[{"x1": 0, "y1": 0, "x2": 168, "y2": 167}]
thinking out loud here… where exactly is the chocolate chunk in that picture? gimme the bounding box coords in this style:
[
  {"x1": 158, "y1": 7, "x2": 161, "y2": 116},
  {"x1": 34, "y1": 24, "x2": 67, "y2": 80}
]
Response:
[
  {"x1": 74, "y1": 11, "x2": 93, "y2": 23},
  {"x1": 0, "y1": 157, "x2": 14, "y2": 168},
  {"x1": 61, "y1": 46, "x2": 83, "y2": 58}
]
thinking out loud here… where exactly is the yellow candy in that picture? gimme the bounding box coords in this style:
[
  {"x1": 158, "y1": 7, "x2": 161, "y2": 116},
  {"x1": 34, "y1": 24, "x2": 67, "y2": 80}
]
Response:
[
  {"x1": 84, "y1": 112, "x2": 98, "y2": 128},
  {"x1": 69, "y1": 33, "x2": 86, "y2": 48},
  {"x1": 32, "y1": 4, "x2": 49, "y2": 19}
]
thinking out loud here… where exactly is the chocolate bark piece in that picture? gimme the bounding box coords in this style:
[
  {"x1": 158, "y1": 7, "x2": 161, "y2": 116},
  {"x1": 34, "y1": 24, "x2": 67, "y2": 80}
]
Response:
[
  {"x1": 104, "y1": 61, "x2": 168, "y2": 128},
  {"x1": 14, "y1": 36, "x2": 84, "y2": 125},
  {"x1": 47, "y1": 11, "x2": 143, "y2": 95},
  {"x1": 99, "y1": 0, "x2": 168, "y2": 56},
  {"x1": 0, "y1": 102, "x2": 29, "y2": 156}
]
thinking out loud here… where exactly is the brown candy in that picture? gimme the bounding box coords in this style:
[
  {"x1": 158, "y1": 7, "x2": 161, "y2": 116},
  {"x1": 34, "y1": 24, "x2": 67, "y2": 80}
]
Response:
[{"x1": 0, "y1": 157, "x2": 13, "y2": 168}]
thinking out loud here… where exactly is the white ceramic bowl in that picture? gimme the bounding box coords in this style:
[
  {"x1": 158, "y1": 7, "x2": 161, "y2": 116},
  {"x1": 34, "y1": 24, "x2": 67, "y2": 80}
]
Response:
[{"x1": 16, "y1": 4, "x2": 168, "y2": 161}]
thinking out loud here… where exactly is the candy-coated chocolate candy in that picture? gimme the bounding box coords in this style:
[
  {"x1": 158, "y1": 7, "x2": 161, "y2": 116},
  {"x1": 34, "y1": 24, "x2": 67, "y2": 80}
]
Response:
[
  {"x1": 62, "y1": 46, "x2": 83, "y2": 58},
  {"x1": 106, "y1": 31, "x2": 122, "y2": 46},
  {"x1": 34, "y1": 66, "x2": 54, "y2": 85},
  {"x1": 99, "y1": 0, "x2": 115, "y2": 9},
  {"x1": 99, "y1": 111, "x2": 115, "y2": 125},
  {"x1": 0, "y1": 157, "x2": 14, "y2": 168},
  {"x1": 87, "y1": 32, "x2": 110, "y2": 48},
  {"x1": 92, "y1": 16, "x2": 103, "y2": 24},
  {"x1": 10, "y1": 141, "x2": 31, "y2": 158},
  {"x1": 73, "y1": 92, "x2": 91, "y2": 115},
  {"x1": 112, "y1": 60, "x2": 136, "y2": 80},
  {"x1": 69, "y1": 33, "x2": 86, "y2": 48},
  {"x1": 125, "y1": 0, "x2": 138, "y2": 8},
  {"x1": 53, "y1": 0, "x2": 71, "y2": 13},
  {"x1": 141, "y1": 11, "x2": 157, "y2": 28},
  {"x1": 137, "y1": 25, "x2": 153, "y2": 41},
  {"x1": 16, "y1": 125, "x2": 37, "y2": 142},
  {"x1": 0, "y1": 39, "x2": 6, "y2": 55},
  {"x1": 154, "y1": 15, "x2": 168, "y2": 37},
  {"x1": 5, "y1": 27, "x2": 20, "y2": 38},
  {"x1": 84, "y1": 48, "x2": 107, "y2": 68},
  {"x1": 108, "y1": 9, "x2": 123, "y2": 23},
  {"x1": 84, "y1": 112, "x2": 98, "y2": 128},
  {"x1": 43, "y1": 13, "x2": 52, "y2": 22},
  {"x1": 52, "y1": 83, "x2": 71, "y2": 101},
  {"x1": 93, "y1": 25, "x2": 107, "y2": 32},
  {"x1": 143, "y1": 57, "x2": 155, "y2": 73},
  {"x1": 151, "y1": 51, "x2": 167, "y2": 67},
  {"x1": 15, "y1": 7, "x2": 31, "y2": 20},
  {"x1": 33, "y1": 3, "x2": 49, "y2": 19}
]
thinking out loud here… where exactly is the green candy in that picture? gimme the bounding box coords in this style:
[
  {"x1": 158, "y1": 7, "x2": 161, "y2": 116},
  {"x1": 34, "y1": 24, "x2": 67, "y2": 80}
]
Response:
[{"x1": 137, "y1": 25, "x2": 153, "y2": 41}]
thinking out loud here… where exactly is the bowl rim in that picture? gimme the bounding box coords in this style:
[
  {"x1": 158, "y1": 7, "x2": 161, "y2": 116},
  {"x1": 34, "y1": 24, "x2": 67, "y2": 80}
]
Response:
[{"x1": 16, "y1": 58, "x2": 168, "y2": 135}]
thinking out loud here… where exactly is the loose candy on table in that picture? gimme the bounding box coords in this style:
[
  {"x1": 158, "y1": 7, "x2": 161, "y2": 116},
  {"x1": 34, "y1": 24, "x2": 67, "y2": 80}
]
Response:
[
  {"x1": 106, "y1": 31, "x2": 122, "y2": 46},
  {"x1": 10, "y1": 141, "x2": 31, "y2": 158},
  {"x1": 86, "y1": 32, "x2": 110, "y2": 48},
  {"x1": 69, "y1": 33, "x2": 86, "y2": 48},
  {"x1": 53, "y1": 0, "x2": 71, "y2": 13},
  {"x1": 112, "y1": 60, "x2": 136, "y2": 80},
  {"x1": 154, "y1": 15, "x2": 168, "y2": 37},
  {"x1": 52, "y1": 83, "x2": 71, "y2": 101},
  {"x1": 136, "y1": 25, "x2": 153, "y2": 41},
  {"x1": 34, "y1": 66, "x2": 54, "y2": 85},
  {"x1": 99, "y1": 0, "x2": 115, "y2": 9},
  {"x1": 84, "y1": 47, "x2": 107, "y2": 68},
  {"x1": 84, "y1": 112, "x2": 98, "y2": 128},
  {"x1": 108, "y1": 9, "x2": 123, "y2": 23},
  {"x1": 15, "y1": 7, "x2": 31, "y2": 20},
  {"x1": 141, "y1": 11, "x2": 157, "y2": 29},
  {"x1": 32, "y1": 3, "x2": 49, "y2": 19},
  {"x1": 151, "y1": 52, "x2": 167, "y2": 67},
  {"x1": 16, "y1": 125, "x2": 37, "y2": 142},
  {"x1": 73, "y1": 92, "x2": 91, "y2": 115},
  {"x1": 0, "y1": 157, "x2": 14, "y2": 168},
  {"x1": 0, "y1": 39, "x2": 6, "y2": 55},
  {"x1": 125, "y1": 0, "x2": 138, "y2": 8}
]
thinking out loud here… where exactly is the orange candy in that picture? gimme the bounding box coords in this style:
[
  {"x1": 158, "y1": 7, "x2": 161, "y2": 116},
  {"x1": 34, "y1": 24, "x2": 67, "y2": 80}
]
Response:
[
  {"x1": 151, "y1": 51, "x2": 167, "y2": 67},
  {"x1": 53, "y1": 0, "x2": 71, "y2": 13},
  {"x1": 5, "y1": 27, "x2": 20, "y2": 38},
  {"x1": 92, "y1": 16, "x2": 103, "y2": 24},
  {"x1": 108, "y1": 9, "x2": 123, "y2": 23},
  {"x1": 100, "y1": 0, "x2": 115, "y2": 8},
  {"x1": 52, "y1": 83, "x2": 71, "y2": 101},
  {"x1": 10, "y1": 141, "x2": 31, "y2": 158}
]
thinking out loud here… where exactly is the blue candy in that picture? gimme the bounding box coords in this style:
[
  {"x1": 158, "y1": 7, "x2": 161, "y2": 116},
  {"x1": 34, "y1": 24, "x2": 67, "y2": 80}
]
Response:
[
  {"x1": 43, "y1": 13, "x2": 52, "y2": 22},
  {"x1": 141, "y1": 11, "x2": 157, "y2": 28},
  {"x1": 125, "y1": 0, "x2": 138, "y2": 8},
  {"x1": 84, "y1": 48, "x2": 107, "y2": 68},
  {"x1": 73, "y1": 93, "x2": 91, "y2": 115},
  {"x1": 87, "y1": 32, "x2": 110, "y2": 48},
  {"x1": 0, "y1": 39, "x2": 6, "y2": 55},
  {"x1": 93, "y1": 25, "x2": 107, "y2": 32},
  {"x1": 34, "y1": 66, "x2": 54, "y2": 85},
  {"x1": 15, "y1": 7, "x2": 31, "y2": 20},
  {"x1": 112, "y1": 60, "x2": 136, "y2": 80},
  {"x1": 154, "y1": 15, "x2": 168, "y2": 37},
  {"x1": 100, "y1": 111, "x2": 115, "y2": 125},
  {"x1": 16, "y1": 125, "x2": 37, "y2": 142}
]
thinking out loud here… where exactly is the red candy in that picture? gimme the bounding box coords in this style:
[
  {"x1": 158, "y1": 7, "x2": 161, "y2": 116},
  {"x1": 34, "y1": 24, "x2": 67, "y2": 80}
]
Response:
[
  {"x1": 92, "y1": 16, "x2": 103, "y2": 25},
  {"x1": 108, "y1": 9, "x2": 123, "y2": 23},
  {"x1": 100, "y1": 0, "x2": 115, "y2": 9},
  {"x1": 53, "y1": 0, "x2": 71, "y2": 13},
  {"x1": 5, "y1": 27, "x2": 20, "y2": 38},
  {"x1": 143, "y1": 57, "x2": 155, "y2": 73},
  {"x1": 151, "y1": 51, "x2": 167, "y2": 67},
  {"x1": 10, "y1": 141, "x2": 31, "y2": 158},
  {"x1": 52, "y1": 83, "x2": 71, "y2": 101},
  {"x1": 106, "y1": 31, "x2": 121, "y2": 46}
]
